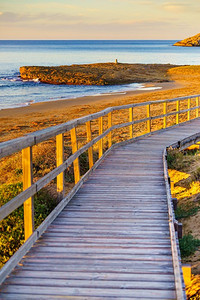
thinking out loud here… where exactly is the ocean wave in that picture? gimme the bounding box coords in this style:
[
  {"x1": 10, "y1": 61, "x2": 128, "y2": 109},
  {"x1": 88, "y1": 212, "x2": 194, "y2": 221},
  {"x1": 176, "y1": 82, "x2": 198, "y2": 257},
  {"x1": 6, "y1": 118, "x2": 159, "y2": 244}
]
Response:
[
  {"x1": 92, "y1": 92, "x2": 127, "y2": 97},
  {"x1": 0, "y1": 100, "x2": 35, "y2": 110},
  {"x1": 1, "y1": 76, "x2": 21, "y2": 82},
  {"x1": 1, "y1": 76, "x2": 40, "y2": 84},
  {"x1": 139, "y1": 86, "x2": 162, "y2": 91},
  {"x1": 22, "y1": 78, "x2": 40, "y2": 83}
]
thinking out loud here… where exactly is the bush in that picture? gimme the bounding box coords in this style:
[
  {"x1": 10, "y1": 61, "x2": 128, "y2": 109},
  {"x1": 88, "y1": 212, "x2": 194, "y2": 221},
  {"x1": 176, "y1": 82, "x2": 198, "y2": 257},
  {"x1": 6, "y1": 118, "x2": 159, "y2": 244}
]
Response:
[
  {"x1": 175, "y1": 205, "x2": 200, "y2": 220},
  {"x1": 0, "y1": 182, "x2": 57, "y2": 268},
  {"x1": 167, "y1": 148, "x2": 197, "y2": 171},
  {"x1": 179, "y1": 234, "x2": 200, "y2": 258}
]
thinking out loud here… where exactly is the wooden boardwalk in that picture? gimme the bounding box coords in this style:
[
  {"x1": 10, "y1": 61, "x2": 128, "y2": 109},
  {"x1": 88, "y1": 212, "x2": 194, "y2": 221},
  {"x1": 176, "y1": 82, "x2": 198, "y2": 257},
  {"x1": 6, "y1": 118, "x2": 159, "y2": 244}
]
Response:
[{"x1": 1, "y1": 119, "x2": 200, "y2": 299}]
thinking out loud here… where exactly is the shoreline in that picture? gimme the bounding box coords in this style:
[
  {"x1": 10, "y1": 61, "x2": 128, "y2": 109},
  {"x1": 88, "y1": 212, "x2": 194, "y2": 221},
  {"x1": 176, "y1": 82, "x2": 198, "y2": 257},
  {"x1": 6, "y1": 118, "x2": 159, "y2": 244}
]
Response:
[{"x1": 0, "y1": 81, "x2": 180, "y2": 118}]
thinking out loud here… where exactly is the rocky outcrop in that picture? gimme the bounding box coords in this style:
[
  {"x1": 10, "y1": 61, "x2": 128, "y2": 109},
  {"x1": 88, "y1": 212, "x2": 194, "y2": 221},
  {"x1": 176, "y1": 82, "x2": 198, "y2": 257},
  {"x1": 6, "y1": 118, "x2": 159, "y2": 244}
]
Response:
[
  {"x1": 174, "y1": 33, "x2": 200, "y2": 47},
  {"x1": 20, "y1": 63, "x2": 177, "y2": 86}
]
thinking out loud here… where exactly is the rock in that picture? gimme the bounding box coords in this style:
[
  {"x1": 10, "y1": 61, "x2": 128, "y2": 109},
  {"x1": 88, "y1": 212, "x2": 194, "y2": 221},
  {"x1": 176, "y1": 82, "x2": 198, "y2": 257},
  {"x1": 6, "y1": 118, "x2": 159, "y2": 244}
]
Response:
[
  {"x1": 20, "y1": 63, "x2": 177, "y2": 86},
  {"x1": 174, "y1": 33, "x2": 200, "y2": 47}
]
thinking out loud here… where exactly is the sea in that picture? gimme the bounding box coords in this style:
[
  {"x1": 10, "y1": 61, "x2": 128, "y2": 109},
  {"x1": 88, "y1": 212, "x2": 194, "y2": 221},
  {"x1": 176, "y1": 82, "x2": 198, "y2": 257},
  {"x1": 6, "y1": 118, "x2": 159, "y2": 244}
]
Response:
[{"x1": 1, "y1": 40, "x2": 200, "y2": 110}]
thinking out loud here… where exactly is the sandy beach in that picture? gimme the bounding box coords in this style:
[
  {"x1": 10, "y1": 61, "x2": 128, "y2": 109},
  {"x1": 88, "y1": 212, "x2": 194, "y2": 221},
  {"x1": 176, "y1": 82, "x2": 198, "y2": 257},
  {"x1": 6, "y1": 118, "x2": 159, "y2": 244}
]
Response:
[{"x1": 1, "y1": 65, "x2": 200, "y2": 143}]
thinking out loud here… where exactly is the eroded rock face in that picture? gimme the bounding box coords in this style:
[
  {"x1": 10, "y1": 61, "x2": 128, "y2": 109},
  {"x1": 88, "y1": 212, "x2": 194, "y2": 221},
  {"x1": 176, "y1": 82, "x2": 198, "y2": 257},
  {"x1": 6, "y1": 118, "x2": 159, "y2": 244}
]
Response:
[
  {"x1": 20, "y1": 63, "x2": 177, "y2": 86},
  {"x1": 174, "y1": 33, "x2": 200, "y2": 47}
]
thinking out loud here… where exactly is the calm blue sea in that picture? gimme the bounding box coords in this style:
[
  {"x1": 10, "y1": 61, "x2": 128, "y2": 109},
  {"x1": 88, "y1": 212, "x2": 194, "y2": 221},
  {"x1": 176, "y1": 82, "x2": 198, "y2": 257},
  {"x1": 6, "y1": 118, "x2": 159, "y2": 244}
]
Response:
[{"x1": 1, "y1": 40, "x2": 200, "y2": 110}]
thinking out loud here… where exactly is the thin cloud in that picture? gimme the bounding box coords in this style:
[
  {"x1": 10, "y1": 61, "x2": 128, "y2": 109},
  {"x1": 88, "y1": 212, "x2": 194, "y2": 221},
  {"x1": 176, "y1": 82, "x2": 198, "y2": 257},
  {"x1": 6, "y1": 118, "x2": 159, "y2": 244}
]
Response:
[
  {"x1": 162, "y1": 2, "x2": 188, "y2": 12},
  {"x1": 0, "y1": 11, "x2": 86, "y2": 24}
]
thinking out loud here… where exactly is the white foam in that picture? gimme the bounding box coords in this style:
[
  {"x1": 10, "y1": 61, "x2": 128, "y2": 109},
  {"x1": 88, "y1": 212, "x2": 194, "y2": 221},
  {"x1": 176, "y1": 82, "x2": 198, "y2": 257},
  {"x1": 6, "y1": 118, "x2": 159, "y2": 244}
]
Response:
[{"x1": 139, "y1": 87, "x2": 162, "y2": 91}]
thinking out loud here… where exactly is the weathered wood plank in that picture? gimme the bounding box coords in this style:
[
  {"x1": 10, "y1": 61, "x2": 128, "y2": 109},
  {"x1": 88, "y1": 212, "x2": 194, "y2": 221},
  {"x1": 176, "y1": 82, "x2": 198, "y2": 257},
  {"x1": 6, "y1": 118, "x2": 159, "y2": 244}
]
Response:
[
  {"x1": 4, "y1": 277, "x2": 176, "y2": 290},
  {"x1": 0, "y1": 285, "x2": 176, "y2": 299},
  {"x1": 86, "y1": 121, "x2": 93, "y2": 169},
  {"x1": 7, "y1": 270, "x2": 175, "y2": 281},
  {"x1": 22, "y1": 147, "x2": 34, "y2": 240},
  {"x1": 70, "y1": 127, "x2": 80, "y2": 184},
  {"x1": 56, "y1": 133, "x2": 64, "y2": 200}
]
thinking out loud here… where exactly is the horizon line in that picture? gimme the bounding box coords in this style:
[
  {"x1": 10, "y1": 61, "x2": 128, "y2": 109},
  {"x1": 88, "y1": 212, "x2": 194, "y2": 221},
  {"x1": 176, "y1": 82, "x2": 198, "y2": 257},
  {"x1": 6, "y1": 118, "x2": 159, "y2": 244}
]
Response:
[{"x1": 0, "y1": 38, "x2": 179, "y2": 41}]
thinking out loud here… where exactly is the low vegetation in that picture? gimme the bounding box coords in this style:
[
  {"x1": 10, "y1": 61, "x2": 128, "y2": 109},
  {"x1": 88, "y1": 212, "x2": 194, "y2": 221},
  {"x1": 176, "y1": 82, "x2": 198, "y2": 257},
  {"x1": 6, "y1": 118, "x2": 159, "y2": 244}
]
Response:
[
  {"x1": 168, "y1": 145, "x2": 200, "y2": 299},
  {"x1": 179, "y1": 234, "x2": 200, "y2": 258},
  {"x1": 0, "y1": 182, "x2": 57, "y2": 268}
]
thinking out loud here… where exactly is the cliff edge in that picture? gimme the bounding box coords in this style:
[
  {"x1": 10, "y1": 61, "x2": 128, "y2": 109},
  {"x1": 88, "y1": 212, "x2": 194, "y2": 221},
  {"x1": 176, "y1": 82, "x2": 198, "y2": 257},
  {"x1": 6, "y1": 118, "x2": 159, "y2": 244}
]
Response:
[{"x1": 174, "y1": 33, "x2": 200, "y2": 47}]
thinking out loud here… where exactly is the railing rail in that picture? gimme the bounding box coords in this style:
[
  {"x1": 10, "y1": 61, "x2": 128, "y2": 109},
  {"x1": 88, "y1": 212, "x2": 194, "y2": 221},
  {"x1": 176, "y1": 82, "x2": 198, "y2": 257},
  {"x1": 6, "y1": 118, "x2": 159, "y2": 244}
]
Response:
[
  {"x1": 1, "y1": 94, "x2": 200, "y2": 158},
  {"x1": 1, "y1": 93, "x2": 200, "y2": 291}
]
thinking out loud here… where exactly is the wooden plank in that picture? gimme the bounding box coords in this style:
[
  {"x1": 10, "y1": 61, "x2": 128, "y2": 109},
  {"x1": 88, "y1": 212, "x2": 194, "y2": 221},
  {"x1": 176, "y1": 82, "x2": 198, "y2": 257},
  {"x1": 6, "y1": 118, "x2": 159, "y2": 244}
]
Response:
[
  {"x1": 196, "y1": 96, "x2": 199, "y2": 118},
  {"x1": 188, "y1": 98, "x2": 191, "y2": 120},
  {"x1": 163, "y1": 101, "x2": 167, "y2": 128},
  {"x1": 0, "y1": 285, "x2": 176, "y2": 299},
  {"x1": 28, "y1": 246, "x2": 172, "y2": 256},
  {"x1": 4, "y1": 277, "x2": 175, "y2": 290},
  {"x1": 70, "y1": 127, "x2": 80, "y2": 184},
  {"x1": 14, "y1": 262, "x2": 175, "y2": 273},
  {"x1": 22, "y1": 147, "x2": 34, "y2": 241},
  {"x1": 98, "y1": 116, "x2": 103, "y2": 158},
  {"x1": 146, "y1": 104, "x2": 151, "y2": 133},
  {"x1": 56, "y1": 133, "x2": 64, "y2": 200},
  {"x1": 129, "y1": 107, "x2": 133, "y2": 138},
  {"x1": 176, "y1": 100, "x2": 179, "y2": 124},
  {"x1": 6, "y1": 270, "x2": 175, "y2": 281},
  {"x1": 108, "y1": 112, "x2": 112, "y2": 148},
  {"x1": 86, "y1": 121, "x2": 93, "y2": 169}
]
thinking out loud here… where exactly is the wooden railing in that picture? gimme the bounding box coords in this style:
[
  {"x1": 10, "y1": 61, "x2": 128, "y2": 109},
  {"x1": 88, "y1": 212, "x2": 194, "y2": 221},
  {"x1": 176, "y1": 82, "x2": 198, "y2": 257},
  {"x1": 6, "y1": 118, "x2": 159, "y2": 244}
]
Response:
[
  {"x1": 0, "y1": 94, "x2": 200, "y2": 289},
  {"x1": 164, "y1": 132, "x2": 200, "y2": 300}
]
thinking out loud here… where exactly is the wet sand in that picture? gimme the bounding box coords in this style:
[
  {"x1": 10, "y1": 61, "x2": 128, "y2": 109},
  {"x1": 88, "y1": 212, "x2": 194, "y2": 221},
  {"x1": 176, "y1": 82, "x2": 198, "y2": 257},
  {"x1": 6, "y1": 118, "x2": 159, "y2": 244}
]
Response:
[{"x1": 0, "y1": 82, "x2": 180, "y2": 118}]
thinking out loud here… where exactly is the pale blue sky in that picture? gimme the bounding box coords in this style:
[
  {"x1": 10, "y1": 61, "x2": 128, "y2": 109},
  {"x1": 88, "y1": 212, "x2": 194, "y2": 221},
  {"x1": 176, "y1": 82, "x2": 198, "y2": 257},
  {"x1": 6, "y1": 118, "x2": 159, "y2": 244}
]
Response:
[{"x1": 0, "y1": 0, "x2": 200, "y2": 39}]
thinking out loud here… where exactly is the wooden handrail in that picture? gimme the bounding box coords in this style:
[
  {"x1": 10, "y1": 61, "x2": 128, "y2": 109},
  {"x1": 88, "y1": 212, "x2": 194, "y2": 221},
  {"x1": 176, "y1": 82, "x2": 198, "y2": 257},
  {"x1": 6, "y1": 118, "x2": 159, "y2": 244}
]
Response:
[
  {"x1": 1, "y1": 94, "x2": 200, "y2": 159},
  {"x1": 0, "y1": 93, "x2": 200, "y2": 292},
  {"x1": 163, "y1": 149, "x2": 186, "y2": 300}
]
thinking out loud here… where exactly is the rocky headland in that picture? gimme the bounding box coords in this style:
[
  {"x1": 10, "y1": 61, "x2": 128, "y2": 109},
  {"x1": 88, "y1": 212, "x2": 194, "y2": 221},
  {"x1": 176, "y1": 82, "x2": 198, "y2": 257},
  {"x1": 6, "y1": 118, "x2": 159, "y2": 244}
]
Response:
[
  {"x1": 20, "y1": 63, "x2": 177, "y2": 86},
  {"x1": 174, "y1": 33, "x2": 200, "y2": 47}
]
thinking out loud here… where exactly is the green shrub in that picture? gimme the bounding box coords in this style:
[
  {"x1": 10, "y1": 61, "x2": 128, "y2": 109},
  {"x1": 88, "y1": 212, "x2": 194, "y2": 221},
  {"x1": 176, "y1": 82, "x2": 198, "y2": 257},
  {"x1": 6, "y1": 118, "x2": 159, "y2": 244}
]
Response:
[
  {"x1": 175, "y1": 205, "x2": 200, "y2": 220},
  {"x1": 179, "y1": 234, "x2": 200, "y2": 258},
  {"x1": 167, "y1": 148, "x2": 197, "y2": 171},
  {"x1": 167, "y1": 149, "x2": 184, "y2": 170},
  {"x1": 0, "y1": 182, "x2": 57, "y2": 268}
]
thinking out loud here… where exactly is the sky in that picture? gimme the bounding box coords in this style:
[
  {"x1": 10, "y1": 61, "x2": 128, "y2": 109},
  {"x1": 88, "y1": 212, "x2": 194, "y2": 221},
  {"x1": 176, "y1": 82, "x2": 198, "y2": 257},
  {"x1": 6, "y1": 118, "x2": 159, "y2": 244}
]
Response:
[{"x1": 0, "y1": 0, "x2": 200, "y2": 40}]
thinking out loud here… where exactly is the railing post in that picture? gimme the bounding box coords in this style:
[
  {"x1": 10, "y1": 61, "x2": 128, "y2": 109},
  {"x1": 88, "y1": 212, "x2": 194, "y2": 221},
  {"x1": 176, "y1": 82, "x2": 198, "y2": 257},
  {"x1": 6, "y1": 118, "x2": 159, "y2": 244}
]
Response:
[
  {"x1": 147, "y1": 104, "x2": 151, "y2": 133},
  {"x1": 196, "y1": 96, "x2": 199, "y2": 118},
  {"x1": 176, "y1": 100, "x2": 179, "y2": 125},
  {"x1": 182, "y1": 265, "x2": 191, "y2": 287},
  {"x1": 86, "y1": 121, "x2": 93, "y2": 169},
  {"x1": 108, "y1": 112, "x2": 112, "y2": 148},
  {"x1": 70, "y1": 127, "x2": 80, "y2": 184},
  {"x1": 99, "y1": 117, "x2": 103, "y2": 158},
  {"x1": 56, "y1": 133, "x2": 64, "y2": 200},
  {"x1": 129, "y1": 107, "x2": 133, "y2": 139},
  {"x1": 163, "y1": 102, "x2": 167, "y2": 129},
  {"x1": 188, "y1": 98, "x2": 191, "y2": 121},
  {"x1": 22, "y1": 147, "x2": 34, "y2": 241}
]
